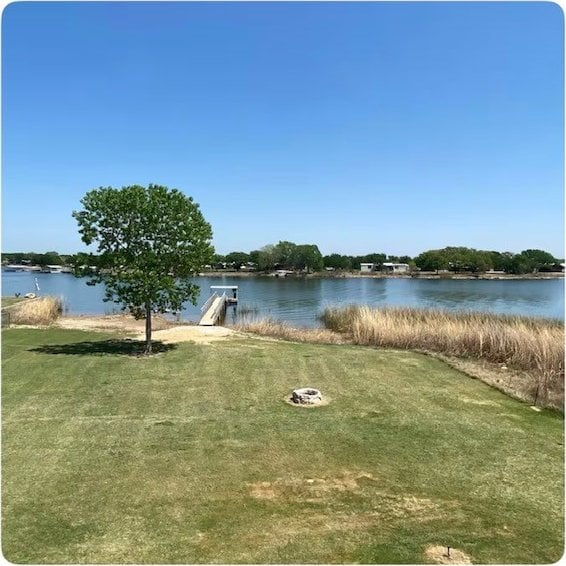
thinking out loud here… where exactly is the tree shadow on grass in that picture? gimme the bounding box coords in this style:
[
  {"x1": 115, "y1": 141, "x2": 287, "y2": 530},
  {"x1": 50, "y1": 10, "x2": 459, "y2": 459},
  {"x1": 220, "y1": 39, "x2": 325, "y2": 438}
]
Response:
[{"x1": 29, "y1": 339, "x2": 177, "y2": 357}]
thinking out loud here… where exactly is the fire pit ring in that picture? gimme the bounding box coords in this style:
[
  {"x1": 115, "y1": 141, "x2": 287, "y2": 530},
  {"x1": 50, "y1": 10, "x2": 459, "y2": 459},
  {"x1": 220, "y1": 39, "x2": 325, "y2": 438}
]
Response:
[{"x1": 291, "y1": 387, "x2": 323, "y2": 405}]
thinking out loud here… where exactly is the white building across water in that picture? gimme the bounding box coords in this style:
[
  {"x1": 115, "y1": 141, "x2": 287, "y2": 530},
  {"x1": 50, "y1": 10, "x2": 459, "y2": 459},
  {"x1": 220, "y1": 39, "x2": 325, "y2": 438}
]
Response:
[{"x1": 360, "y1": 263, "x2": 410, "y2": 273}]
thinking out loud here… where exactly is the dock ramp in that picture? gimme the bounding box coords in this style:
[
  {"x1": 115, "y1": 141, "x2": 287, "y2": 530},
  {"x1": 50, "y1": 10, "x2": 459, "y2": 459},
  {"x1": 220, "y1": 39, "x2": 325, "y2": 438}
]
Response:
[{"x1": 198, "y1": 286, "x2": 239, "y2": 326}]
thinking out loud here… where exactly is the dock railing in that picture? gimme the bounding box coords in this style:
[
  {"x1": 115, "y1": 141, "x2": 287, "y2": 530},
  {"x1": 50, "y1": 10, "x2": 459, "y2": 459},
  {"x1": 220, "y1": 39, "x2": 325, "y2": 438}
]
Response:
[{"x1": 200, "y1": 292, "x2": 219, "y2": 314}]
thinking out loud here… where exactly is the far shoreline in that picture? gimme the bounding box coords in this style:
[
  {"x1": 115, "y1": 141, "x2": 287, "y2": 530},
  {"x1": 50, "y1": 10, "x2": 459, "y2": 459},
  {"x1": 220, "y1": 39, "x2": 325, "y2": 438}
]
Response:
[{"x1": 198, "y1": 270, "x2": 565, "y2": 280}]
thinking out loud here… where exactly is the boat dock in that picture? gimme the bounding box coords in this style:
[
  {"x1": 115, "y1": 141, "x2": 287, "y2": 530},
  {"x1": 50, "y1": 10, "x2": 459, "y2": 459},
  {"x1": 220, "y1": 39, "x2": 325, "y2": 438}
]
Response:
[{"x1": 198, "y1": 285, "x2": 238, "y2": 326}]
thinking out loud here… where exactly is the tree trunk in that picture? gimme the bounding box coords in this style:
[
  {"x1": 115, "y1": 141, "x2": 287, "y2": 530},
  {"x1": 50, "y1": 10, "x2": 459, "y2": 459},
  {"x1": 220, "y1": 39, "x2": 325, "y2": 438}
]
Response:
[{"x1": 145, "y1": 302, "x2": 152, "y2": 354}]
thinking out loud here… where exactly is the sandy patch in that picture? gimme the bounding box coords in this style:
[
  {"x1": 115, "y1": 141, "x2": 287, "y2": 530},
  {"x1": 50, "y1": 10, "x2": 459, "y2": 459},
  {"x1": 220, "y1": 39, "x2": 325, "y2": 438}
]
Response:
[
  {"x1": 56, "y1": 314, "x2": 173, "y2": 333},
  {"x1": 145, "y1": 325, "x2": 239, "y2": 344},
  {"x1": 425, "y1": 545, "x2": 472, "y2": 564},
  {"x1": 54, "y1": 315, "x2": 240, "y2": 344}
]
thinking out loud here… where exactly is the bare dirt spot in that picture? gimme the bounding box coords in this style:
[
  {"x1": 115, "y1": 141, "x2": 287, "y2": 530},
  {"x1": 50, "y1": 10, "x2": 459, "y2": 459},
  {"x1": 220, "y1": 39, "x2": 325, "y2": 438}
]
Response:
[
  {"x1": 249, "y1": 471, "x2": 377, "y2": 501},
  {"x1": 249, "y1": 475, "x2": 449, "y2": 526},
  {"x1": 425, "y1": 545, "x2": 472, "y2": 564}
]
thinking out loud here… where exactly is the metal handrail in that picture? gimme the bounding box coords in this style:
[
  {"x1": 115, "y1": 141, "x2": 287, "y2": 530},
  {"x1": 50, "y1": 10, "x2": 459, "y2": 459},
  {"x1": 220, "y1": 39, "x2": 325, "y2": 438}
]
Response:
[{"x1": 200, "y1": 292, "x2": 218, "y2": 313}]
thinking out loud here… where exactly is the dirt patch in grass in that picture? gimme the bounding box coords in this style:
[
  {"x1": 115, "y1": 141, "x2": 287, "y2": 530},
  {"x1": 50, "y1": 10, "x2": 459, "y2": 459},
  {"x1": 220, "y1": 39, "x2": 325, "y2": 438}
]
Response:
[
  {"x1": 425, "y1": 545, "x2": 472, "y2": 564},
  {"x1": 249, "y1": 471, "x2": 377, "y2": 501}
]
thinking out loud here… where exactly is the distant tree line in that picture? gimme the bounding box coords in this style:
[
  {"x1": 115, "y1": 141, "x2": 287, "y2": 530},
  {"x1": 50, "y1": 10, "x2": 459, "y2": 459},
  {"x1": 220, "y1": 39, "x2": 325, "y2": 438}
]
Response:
[
  {"x1": 214, "y1": 241, "x2": 324, "y2": 272},
  {"x1": 214, "y1": 245, "x2": 563, "y2": 274},
  {"x1": 3, "y1": 245, "x2": 563, "y2": 275},
  {"x1": 413, "y1": 247, "x2": 563, "y2": 274},
  {"x1": 2, "y1": 251, "x2": 68, "y2": 266}
]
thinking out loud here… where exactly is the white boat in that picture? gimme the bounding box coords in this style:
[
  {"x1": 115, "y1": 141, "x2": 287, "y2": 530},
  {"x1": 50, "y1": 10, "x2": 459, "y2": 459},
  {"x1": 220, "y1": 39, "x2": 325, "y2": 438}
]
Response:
[{"x1": 42, "y1": 265, "x2": 64, "y2": 274}]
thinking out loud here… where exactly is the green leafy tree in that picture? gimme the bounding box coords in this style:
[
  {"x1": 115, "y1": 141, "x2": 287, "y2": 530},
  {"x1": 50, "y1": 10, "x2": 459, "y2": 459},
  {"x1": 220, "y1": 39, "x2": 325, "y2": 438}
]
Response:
[
  {"x1": 225, "y1": 251, "x2": 250, "y2": 270},
  {"x1": 274, "y1": 241, "x2": 297, "y2": 268},
  {"x1": 73, "y1": 184, "x2": 213, "y2": 354},
  {"x1": 323, "y1": 254, "x2": 352, "y2": 270},
  {"x1": 42, "y1": 251, "x2": 63, "y2": 266},
  {"x1": 212, "y1": 253, "x2": 226, "y2": 268},
  {"x1": 291, "y1": 244, "x2": 324, "y2": 272},
  {"x1": 518, "y1": 249, "x2": 557, "y2": 272},
  {"x1": 249, "y1": 250, "x2": 262, "y2": 268},
  {"x1": 255, "y1": 245, "x2": 278, "y2": 271},
  {"x1": 415, "y1": 247, "x2": 494, "y2": 273},
  {"x1": 489, "y1": 251, "x2": 514, "y2": 272},
  {"x1": 414, "y1": 250, "x2": 449, "y2": 272}
]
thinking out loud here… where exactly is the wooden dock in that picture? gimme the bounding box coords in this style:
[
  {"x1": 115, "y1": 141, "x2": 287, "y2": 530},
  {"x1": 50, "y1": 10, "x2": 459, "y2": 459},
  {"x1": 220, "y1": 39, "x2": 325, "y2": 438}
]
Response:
[{"x1": 198, "y1": 286, "x2": 238, "y2": 326}]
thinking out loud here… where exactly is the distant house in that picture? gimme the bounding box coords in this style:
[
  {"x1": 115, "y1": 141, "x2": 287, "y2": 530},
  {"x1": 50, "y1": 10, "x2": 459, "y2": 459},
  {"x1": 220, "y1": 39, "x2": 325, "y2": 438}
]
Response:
[
  {"x1": 382, "y1": 263, "x2": 410, "y2": 273},
  {"x1": 240, "y1": 262, "x2": 257, "y2": 271},
  {"x1": 360, "y1": 263, "x2": 375, "y2": 273}
]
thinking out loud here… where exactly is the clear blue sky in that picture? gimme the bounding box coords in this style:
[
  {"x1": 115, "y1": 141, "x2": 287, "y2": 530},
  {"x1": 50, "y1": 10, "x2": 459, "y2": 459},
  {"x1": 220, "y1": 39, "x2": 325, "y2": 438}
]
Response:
[{"x1": 2, "y1": 1, "x2": 564, "y2": 257}]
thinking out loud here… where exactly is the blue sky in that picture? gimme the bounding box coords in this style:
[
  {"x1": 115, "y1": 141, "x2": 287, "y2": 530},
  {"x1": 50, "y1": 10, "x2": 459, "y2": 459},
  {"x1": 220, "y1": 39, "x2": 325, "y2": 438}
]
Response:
[{"x1": 2, "y1": 1, "x2": 564, "y2": 257}]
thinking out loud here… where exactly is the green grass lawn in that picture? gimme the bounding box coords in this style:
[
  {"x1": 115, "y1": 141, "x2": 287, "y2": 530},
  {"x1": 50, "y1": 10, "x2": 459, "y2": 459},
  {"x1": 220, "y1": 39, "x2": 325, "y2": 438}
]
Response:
[{"x1": 2, "y1": 328, "x2": 563, "y2": 564}]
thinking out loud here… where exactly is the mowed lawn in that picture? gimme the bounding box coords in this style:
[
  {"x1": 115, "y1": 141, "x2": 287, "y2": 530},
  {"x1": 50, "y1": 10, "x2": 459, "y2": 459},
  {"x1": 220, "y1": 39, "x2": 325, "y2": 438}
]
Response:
[{"x1": 2, "y1": 328, "x2": 563, "y2": 564}]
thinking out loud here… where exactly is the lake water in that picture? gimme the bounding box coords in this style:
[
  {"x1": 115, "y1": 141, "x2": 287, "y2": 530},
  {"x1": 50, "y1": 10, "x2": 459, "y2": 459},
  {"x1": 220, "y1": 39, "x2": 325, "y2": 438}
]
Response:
[{"x1": 2, "y1": 272, "x2": 564, "y2": 326}]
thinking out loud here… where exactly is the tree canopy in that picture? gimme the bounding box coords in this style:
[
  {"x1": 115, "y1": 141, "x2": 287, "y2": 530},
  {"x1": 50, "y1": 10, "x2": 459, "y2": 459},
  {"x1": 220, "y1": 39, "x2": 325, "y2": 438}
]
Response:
[
  {"x1": 73, "y1": 184, "x2": 213, "y2": 353},
  {"x1": 414, "y1": 247, "x2": 559, "y2": 274},
  {"x1": 247, "y1": 241, "x2": 324, "y2": 272}
]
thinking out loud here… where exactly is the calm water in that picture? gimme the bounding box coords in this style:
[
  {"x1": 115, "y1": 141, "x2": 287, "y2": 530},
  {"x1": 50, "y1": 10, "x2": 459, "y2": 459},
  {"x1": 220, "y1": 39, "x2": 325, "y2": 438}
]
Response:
[{"x1": 2, "y1": 272, "x2": 564, "y2": 326}]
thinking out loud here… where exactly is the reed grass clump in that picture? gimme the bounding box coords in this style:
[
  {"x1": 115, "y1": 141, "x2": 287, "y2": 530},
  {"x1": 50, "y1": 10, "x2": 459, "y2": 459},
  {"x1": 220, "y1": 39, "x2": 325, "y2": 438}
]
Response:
[
  {"x1": 9, "y1": 296, "x2": 63, "y2": 326},
  {"x1": 321, "y1": 305, "x2": 564, "y2": 408}
]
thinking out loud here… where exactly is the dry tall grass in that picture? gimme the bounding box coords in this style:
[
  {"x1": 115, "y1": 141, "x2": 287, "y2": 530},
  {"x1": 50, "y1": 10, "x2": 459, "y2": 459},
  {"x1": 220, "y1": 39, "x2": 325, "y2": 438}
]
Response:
[
  {"x1": 322, "y1": 305, "x2": 564, "y2": 409},
  {"x1": 8, "y1": 296, "x2": 63, "y2": 326}
]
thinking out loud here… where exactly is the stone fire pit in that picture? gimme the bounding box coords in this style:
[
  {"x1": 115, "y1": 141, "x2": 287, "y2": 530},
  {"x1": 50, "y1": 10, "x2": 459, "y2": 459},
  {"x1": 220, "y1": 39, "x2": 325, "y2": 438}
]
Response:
[{"x1": 291, "y1": 387, "x2": 323, "y2": 405}]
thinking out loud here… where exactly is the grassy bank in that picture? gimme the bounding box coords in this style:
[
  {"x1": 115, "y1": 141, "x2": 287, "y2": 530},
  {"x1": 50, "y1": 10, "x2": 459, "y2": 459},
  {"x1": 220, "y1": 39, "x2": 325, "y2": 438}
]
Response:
[
  {"x1": 2, "y1": 327, "x2": 563, "y2": 563},
  {"x1": 317, "y1": 306, "x2": 564, "y2": 410}
]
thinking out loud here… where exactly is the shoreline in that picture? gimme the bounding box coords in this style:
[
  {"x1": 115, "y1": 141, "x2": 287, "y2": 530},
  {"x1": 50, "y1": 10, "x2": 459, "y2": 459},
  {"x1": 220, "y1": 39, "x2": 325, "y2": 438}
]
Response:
[
  {"x1": 199, "y1": 270, "x2": 564, "y2": 280},
  {"x1": 3, "y1": 268, "x2": 563, "y2": 281}
]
